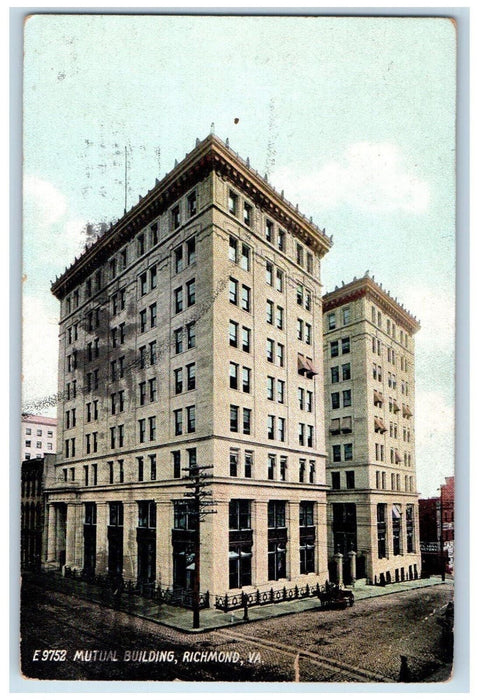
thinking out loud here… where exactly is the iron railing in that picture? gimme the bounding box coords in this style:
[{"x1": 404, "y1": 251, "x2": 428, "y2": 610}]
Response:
[{"x1": 215, "y1": 582, "x2": 325, "y2": 612}]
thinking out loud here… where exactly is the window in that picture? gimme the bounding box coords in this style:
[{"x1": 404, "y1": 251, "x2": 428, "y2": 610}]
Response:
[
  {"x1": 186, "y1": 363, "x2": 196, "y2": 391},
  {"x1": 331, "y1": 471, "x2": 340, "y2": 489},
  {"x1": 266, "y1": 261, "x2": 273, "y2": 286},
  {"x1": 309, "y1": 460, "x2": 316, "y2": 483},
  {"x1": 172, "y1": 451, "x2": 181, "y2": 478},
  {"x1": 276, "y1": 306, "x2": 284, "y2": 330},
  {"x1": 186, "y1": 279, "x2": 195, "y2": 306},
  {"x1": 306, "y1": 252, "x2": 313, "y2": 274},
  {"x1": 327, "y1": 313, "x2": 336, "y2": 330},
  {"x1": 243, "y1": 408, "x2": 251, "y2": 435},
  {"x1": 331, "y1": 340, "x2": 339, "y2": 358},
  {"x1": 242, "y1": 367, "x2": 251, "y2": 393},
  {"x1": 243, "y1": 202, "x2": 252, "y2": 227},
  {"x1": 265, "y1": 219, "x2": 274, "y2": 242},
  {"x1": 187, "y1": 191, "x2": 197, "y2": 217},
  {"x1": 229, "y1": 449, "x2": 239, "y2": 477},
  {"x1": 139, "y1": 310, "x2": 147, "y2": 333},
  {"x1": 278, "y1": 417, "x2": 285, "y2": 442},
  {"x1": 174, "y1": 409, "x2": 183, "y2": 436},
  {"x1": 342, "y1": 363, "x2": 351, "y2": 380},
  {"x1": 186, "y1": 322, "x2": 196, "y2": 349},
  {"x1": 332, "y1": 445, "x2": 341, "y2": 463},
  {"x1": 137, "y1": 233, "x2": 145, "y2": 257},
  {"x1": 240, "y1": 243, "x2": 250, "y2": 271},
  {"x1": 267, "y1": 415, "x2": 275, "y2": 440},
  {"x1": 296, "y1": 243, "x2": 304, "y2": 266},
  {"x1": 175, "y1": 245, "x2": 184, "y2": 273},
  {"x1": 298, "y1": 423, "x2": 305, "y2": 446},
  {"x1": 280, "y1": 456, "x2": 288, "y2": 481},
  {"x1": 331, "y1": 366, "x2": 339, "y2": 383},
  {"x1": 268, "y1": 454, "x2": 276, "y2": 480},
  {"x1": 277, "y1": 343, "x2": 284, "y2": 367},
  {"x1": 277, "y1": 379, "x2": 285, "y2": 404},
  {"x1": 244, "y1": 451, "x2": 253, "y2": 478},
  {"x1": 174, "y1": 287, "x2": 183, "y2": 313},
  {"x1": 149, "y1": 454, "x2": 157, "y2": 480},
  {"x1": 150, "y1": 303, "x2": 157, "y2": 328},
  {"x1": 229, "y1": 236, "x2": 238, "y2": 263},
  {"x1": 229, "y1": 320, "x2": 238, "y2": 347},
  {"x1": 344, "y1": 443, "x2": 353, "y2": 461},
  {"x1": 140, "y1": 272, "x2": 148, "y2": 296},
  {"x1": 296, "y1": 285, "x2": 304, "y2": 308},
  {"x1": 346, "y1": 471, "x2": 355, "y2": 489},
  {"x1": 297, "y1": 318, "x2": 304, "y2": 341},
  {"x1": 174, "y1": 368, "x2": 183, "y2": 394},
  {"x1": 171, "y1": 205, "x2": 180, "y2": 230},
  {"x1": 174, "y1": 328, "x2": 183, "y2": 354},
  {"x1": 266, "y1": 300, "x2": 274, "y2": 324},
  {"x1": 331, "y1": 392, "x2": 340, "y2": 409},
  {"x1": 150, "y1": 222, "x2": 159, "y2": 246},
  {"x1": 343, "y1": 390, "x2": 352, "y2": 407},
  {"x1": 267, "y1": 338, "x2": 274, "y2": 363},
  {"x1": 342, "y1": 337, "x2": 350, "y2": 354},
  {"x1": 231, "y1": 279, "x2": 241, "y2": 307},
  {"x1": 241, "y1": 326, "x2": 251, "y2": 352},
  {"x1": 278, "y1": 229, "x2": 285, "y2": 251},
  {"x1": 299, "y1": 459, "x2": 306, "y2": 483},
  {"x1": 276, "y1": 269, "x2": 284, "y2": 292},
  {"x1": 230, "y1": 405, "x2": 239, "y2": 432},
  {"x1": 150, "y1": 265, "x2": 157, "y2": 289},
  {"x1": 240, "y1": 284, "x2": 251, "y2": 312},
  {"x1": 230, "y1": 362, "x2": 239, "y2": 390},
  {"x1": 342, "y1": 307, "x2": 351, "y2": 325},
  {"x1": 228, "y1": 191, "x2": 238, "y2": 215}
]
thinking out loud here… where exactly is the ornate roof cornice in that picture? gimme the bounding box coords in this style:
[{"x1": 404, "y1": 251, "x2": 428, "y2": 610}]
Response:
[
  {"x1": 323, "y1": 274, "x2": 420, "y2": 334},
  {"x1": 51, "y1": 134, "x2": 332, "y2": 299}
]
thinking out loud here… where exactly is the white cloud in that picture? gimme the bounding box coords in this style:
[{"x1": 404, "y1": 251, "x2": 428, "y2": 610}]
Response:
[
  {"x1": 24, "y1": 175, "x2": 67, "y2": 228},
  {"x1": 393, "y1": 282, "x2": 455, "y2": 355},
  {"x1": 22, "y1": 294, "x2": 59, "y2": 411},
  {"x1": 415, "y1": 388, "x2": 455, "y2": 497},
  {"x1": 272, "y1": 142, "x2": 430, "y2": 214}
]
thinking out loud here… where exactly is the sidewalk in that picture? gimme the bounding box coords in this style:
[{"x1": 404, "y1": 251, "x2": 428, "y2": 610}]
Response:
[{"x1": 26, "y1": 572, "x2": 451, "y2": 634}]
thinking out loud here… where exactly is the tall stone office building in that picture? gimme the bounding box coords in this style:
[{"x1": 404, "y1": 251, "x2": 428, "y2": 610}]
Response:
[
  {"x1": 322, "y1": 276, "x2": 422, "y2": 585},
  {"x1": 44, "y1": 135, "x2": 333, "y2": 600}
]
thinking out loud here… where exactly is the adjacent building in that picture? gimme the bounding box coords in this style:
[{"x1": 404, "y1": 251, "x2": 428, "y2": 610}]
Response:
[
  {"x1": 21, "y1": 454, "x2": 56, "y2": 570},
  {"x1": 43, "y1": 134, "x2": 333, "y2": 600},
  {"x1": 21, "y1": 415, "x2": 57, "y2": 461},
  {"x1": 419, "y1": 476, "x2": 454, "y2": 576},
  {"x1": 322, "y1": 275, "x2": 422, "y2": 585}
]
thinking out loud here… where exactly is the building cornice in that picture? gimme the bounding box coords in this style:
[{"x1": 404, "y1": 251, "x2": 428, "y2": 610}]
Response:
[
  {"x1": 323, "y1": 275, "x2": 420, "y2": 335},
  {"x1": 51, "y1": 134, "x2": 332, "y2": 300}
]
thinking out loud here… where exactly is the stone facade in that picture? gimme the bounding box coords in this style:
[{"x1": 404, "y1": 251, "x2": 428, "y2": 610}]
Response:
[
  {"x1": 44, "y1": 135, "x2": 333, "y2": 600},
  {"x1": 322, "y1": 276, "x2": 422, "y2": 585}
]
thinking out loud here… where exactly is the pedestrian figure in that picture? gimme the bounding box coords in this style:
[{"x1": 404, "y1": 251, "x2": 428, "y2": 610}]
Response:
[{"x1": 399, "y1": 655, "x2": 410, "y2": 682}]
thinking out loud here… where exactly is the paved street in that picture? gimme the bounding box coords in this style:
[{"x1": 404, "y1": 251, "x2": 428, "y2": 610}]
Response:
[{"x1": 20, "y1": 577, "x2": 453, "y2": 683}]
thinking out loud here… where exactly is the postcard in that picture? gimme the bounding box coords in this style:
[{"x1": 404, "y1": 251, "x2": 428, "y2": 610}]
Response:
[{"x1": 19, "y1": 12, "x2": 458, "y2": 687}]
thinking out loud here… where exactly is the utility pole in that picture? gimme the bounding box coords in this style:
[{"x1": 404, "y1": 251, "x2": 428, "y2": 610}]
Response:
[{"x1": 183, "y1": 464, "x2": 217, "y2": 629}]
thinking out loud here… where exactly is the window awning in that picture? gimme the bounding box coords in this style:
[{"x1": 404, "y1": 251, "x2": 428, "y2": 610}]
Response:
[
  {"x1": 403, "y1": 405, "x2": 413, "y2": 418},
  {"x1": 305, "y1": 358, "x2": 318, "y2": 376},
  {"x1": 392, "y1": 504, "x2": 402, "y2": 518},
  {"x1": 392, "y1": 399, "x2": 400, "y2": 413},
  {"x1": 297, "y1": 354, "x2": 308, "y2": 375},
  {"x1": 394, "y1": 449, "x2": 402, "y2": 463},
  {"x1": 373, "y1": 390, "x2": 383, "y2": 405},
  {"x1": 341, "y1": 416, "x2": 352, "y2": 433},
  {"x1": 330, "y1": 418, "x2": 341, "y2": 434},
  {"x1": 374, "y1": 417, "x2": 387, "y2": 433}
]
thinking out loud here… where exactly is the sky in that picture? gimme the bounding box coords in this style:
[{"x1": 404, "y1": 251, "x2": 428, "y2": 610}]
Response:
[{"x1": 22, "y1": 14, "x2": 456, "y2": 498}]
